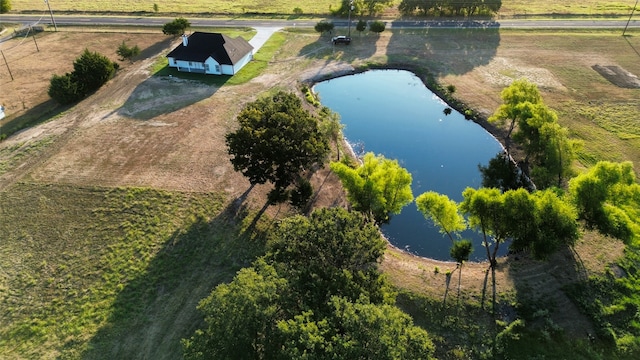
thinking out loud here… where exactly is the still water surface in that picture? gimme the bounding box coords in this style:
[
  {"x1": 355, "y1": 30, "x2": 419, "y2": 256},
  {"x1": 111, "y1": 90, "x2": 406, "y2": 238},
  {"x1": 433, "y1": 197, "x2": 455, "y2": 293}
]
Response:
[{"x1": 315, "y1": 70, "x2": 505, "y2": 261}]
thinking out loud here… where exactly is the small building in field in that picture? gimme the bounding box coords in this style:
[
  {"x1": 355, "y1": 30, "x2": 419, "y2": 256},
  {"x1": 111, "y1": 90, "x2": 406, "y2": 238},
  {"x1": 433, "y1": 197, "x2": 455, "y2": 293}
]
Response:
[{"x1": 166, "y1": 32, "x2": 254, "y2": 75}]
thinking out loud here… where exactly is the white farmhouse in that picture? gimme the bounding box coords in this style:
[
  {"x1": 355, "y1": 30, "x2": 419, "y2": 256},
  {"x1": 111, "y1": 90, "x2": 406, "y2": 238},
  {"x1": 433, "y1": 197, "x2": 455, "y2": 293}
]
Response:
[{"x1": 166, "y1": 32, "x2": 254, "y2": 75}]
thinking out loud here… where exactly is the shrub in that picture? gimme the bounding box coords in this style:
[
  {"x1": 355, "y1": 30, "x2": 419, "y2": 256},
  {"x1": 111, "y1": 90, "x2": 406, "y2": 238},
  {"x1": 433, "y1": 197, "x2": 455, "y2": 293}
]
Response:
[
  {"x1": 48, "y1": 73, "x2": 81, "y2": 105},
  {"x1": 48, "y1": 50, "x2": 116, "y2": 105},
  {"x1": 369, "y1": 20, "x2": 386, "y2": 33},
  {"x1": 293, "y1": 7, "x2": 303, "y2": 15},
  {"x1": 116, "y1": 41, "x2": 141, "y2": 61},
  {"x1": 314, "y1": 21, "x2": 335, "y2": 35}
]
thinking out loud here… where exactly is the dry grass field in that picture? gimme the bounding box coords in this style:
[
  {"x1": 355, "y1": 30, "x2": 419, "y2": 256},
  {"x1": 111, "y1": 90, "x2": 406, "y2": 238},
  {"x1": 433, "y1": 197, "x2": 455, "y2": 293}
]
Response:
[
  {"x1": 0, "y1": 23, "x2": 639, "y2": 358},
  {"x1": 9, "y1": 0, "x2": 638, "y2": 17}
]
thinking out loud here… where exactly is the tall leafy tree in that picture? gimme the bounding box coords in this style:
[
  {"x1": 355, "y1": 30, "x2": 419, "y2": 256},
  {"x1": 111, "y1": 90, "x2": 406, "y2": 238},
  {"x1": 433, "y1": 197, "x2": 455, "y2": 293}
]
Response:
[
  {"x1": 490, "y1": 79, "x2": 576, "y2": 188},
  {"x1": 226, "y1": 91, "x2": 329, "y2": 195},
  {"x1": 182, "y1": 260, "x2": 289, "y2": 360},
  {"x1": 330, "y1": 152, "x2": 413, "y2": 224},
  {"x1": 184, "y1": 208, "x2": 435, "y2": 359},
  {"x1": 267, "y1": 208, "x2": 392, "y2": 312},
  {"x1": 569, "y1": 161, "x2": 640, "y2": 242},
  {"x1": 416, "y1": 191, "x2": 466, "y2": 244},
  {"x1": 489, "y1": 79, "x2": 543, "y2": 152}
]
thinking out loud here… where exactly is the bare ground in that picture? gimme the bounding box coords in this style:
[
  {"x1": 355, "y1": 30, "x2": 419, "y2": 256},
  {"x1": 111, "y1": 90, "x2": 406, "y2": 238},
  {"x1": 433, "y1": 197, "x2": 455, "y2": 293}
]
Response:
[{"x1": 1, "y1": 28, "x2": 635, "y2": 342}]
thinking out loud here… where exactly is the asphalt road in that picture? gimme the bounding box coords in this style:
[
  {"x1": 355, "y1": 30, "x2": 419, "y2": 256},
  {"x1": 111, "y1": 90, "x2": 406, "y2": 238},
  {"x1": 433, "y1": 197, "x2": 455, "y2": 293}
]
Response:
[{"x1": 1, "y1": 14, "x2": 639, "y2": 30}]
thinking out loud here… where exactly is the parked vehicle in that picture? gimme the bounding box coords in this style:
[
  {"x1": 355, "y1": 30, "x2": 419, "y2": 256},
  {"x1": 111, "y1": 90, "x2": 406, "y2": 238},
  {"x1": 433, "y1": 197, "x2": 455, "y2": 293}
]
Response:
[{"x1": 332, "y1": 36, "x2": 351, "y2": 45}]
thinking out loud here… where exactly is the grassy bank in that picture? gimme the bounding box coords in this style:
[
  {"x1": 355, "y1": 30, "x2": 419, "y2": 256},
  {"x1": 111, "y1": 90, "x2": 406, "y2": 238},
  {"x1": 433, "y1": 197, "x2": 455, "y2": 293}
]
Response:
[{"x1": 0, "y1": 184, "x2": 265, "y2": 359}]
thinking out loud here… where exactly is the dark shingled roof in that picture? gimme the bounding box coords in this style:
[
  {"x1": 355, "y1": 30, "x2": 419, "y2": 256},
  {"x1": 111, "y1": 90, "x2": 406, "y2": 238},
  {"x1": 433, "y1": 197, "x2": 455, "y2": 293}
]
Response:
[{"x1": 166, "y1": 32, "x2": 254, "y2": 65}]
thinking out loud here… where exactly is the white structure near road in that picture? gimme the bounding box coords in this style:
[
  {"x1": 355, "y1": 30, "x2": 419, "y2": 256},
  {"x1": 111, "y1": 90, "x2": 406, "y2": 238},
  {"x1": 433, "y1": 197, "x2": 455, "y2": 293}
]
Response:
[{"x1": 166, "y1": 32, "x2": 253, "y2": 75}]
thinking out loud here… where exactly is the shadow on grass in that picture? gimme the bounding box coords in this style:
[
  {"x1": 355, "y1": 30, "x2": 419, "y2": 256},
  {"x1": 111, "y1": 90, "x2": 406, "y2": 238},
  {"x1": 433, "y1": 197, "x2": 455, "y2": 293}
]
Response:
[
  {"x1": 0, "y1": 99, "x2": 70, "y2": 139},
  {"x1": 387, "y1": 22, "x2": 501, "y2": 77},
  {"x1": 116, "y1": 66, "x2": 228, "y2": 120},
  {"x1": 81, "y1": 197, "x2": 267, "y2": 360}
]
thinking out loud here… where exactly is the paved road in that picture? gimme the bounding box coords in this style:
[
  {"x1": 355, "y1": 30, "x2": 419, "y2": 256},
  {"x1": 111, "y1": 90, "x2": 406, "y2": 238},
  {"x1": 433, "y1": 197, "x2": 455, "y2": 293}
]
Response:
[{"x1": 1, "y1": 14, "x2": 638, "y2": 30}]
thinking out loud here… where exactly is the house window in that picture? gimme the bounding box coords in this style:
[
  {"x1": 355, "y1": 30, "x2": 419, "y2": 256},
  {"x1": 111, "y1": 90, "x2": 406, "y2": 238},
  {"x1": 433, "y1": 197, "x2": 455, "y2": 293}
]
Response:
[
  {"x1": 215, "y1": 65, "x2": 221, "y2": 73},
  {"x1": 189, "y1": 61, "x2": 195, "y2": 67},
  {"x1": 205, "y1": 64, "x2": 210, "y2": 72}
]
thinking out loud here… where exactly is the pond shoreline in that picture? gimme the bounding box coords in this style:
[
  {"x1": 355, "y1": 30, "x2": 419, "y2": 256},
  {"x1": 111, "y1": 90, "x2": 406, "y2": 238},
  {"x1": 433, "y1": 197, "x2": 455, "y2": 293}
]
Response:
[{"x1": 309, "y1": 66, "x2": 510, "y2": 263}]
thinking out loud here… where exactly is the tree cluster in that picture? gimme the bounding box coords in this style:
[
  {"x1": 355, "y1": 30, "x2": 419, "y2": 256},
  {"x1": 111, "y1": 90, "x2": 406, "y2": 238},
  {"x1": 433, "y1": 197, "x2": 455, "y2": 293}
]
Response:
[
  {"x1": 48, "y1": 49, "x2": 117, "y2": 105},
  {"x1": 162, "y1": 17, "x2": 191, "y2": 36},
  {"x1": 398, "y1": 0, "x2": 502, "y2": 16},
  {"x1": 225, "y1": 91, "x2": 329, "y2": 205},
  {"x1": 333, "y1": 0, "x2": 394, "y2": 17},
  {"x1": 183, "y1": 208, "x2": 435, "y2": 359}
]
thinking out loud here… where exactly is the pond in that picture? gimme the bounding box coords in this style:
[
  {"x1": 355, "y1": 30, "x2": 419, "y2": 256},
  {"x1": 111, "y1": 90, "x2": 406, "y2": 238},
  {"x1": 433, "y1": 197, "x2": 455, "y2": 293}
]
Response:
[{"x1": 314, "y1": 69, "x2": 505, "y2": 261}]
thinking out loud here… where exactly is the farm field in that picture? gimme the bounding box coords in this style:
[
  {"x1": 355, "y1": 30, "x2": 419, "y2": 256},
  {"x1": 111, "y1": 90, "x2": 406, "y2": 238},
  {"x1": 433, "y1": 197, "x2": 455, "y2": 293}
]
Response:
[
  {"x1": 0, "y1": 21, "x2": 639, "y2": 358},
  {"x1": 9, "y1": 0, "x2": 639, "y2": 17}
]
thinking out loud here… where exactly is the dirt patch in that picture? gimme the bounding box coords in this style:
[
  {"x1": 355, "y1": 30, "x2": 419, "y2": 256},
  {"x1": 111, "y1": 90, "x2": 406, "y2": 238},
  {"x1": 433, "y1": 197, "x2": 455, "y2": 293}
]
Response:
[
  {"x1": 477, "y1": 57, "x2": 566, "y2": 90},
  {"x1": 592, "y1": 64, "x2": 640, "y2": 89}
]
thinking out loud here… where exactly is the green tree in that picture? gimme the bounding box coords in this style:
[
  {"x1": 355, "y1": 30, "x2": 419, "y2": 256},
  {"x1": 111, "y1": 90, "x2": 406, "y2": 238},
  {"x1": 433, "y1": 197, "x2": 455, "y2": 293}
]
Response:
[
  {"x1": 450, "y1": 239, "x2": 473, "y2": 300},
  {"x1": 460, "y1": 187, "x2": 509, "y2": 311},
  {"x1": 416, "y1": 191, "x2": 466, "y2": 244},
  {"x1": 330, "y1": 152, "x2": 413, "y2": 224},
  {"x1": 489, "y1": 79, "x2": 542, "y2": 152},
  {"x1": 479, "y1": 152, "x2": 532, "y2": 192},
  {"x1": 72, "y1": 49, "x2": 116, "y2": 97},
  {"x1": 182, "y1": 260, "x2": 289, "y2": 360},
  {"x1": 162, "y1": 17, "x2": 191, "y2": 36},
  {"x1": 267, "y1": 208, "x2": 392, "y2": 312},
  {"x1": 314, "y1": 21, "x2": 335, "y2": 35},
  {"x1": 569, "y1": 161, "x2": 640, "y2": 242},
  {"x1": 0, "y1": 0, "x2": 10, "y2": 14},
  {"x1": 185, "y1": 208, "x2": 435, "y2": 359},
  {"x1": 48, "y1": 50, "x2": 116, "y2": 104},
  {"x1": 319, "y1": 107, "x2": 344, "y2": 160},
  {"x1": 48, "y1": 73, "x2": 81, "y2": 105},
  {"x1": 153, "y1": 3, "x2": 158, "y2": 12},
  {"x1": 369, "y1": 20, "x2": 386, "y2": 33},
  {"x1": 356, "y1": 19, "x2": 367, "y2": 35},
  {"x1": 116, "y1": 41, "x2": 141, "y2": 62},
  {"x1": 226, "y1": 91, "x2": 329, "y2": 195}
]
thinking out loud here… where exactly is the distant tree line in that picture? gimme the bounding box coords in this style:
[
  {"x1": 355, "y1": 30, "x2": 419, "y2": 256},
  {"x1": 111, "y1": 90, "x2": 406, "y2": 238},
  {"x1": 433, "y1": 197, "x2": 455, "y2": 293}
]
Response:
[{"x1": 398, "y1": 0, "x2": 502, "y2": 16}]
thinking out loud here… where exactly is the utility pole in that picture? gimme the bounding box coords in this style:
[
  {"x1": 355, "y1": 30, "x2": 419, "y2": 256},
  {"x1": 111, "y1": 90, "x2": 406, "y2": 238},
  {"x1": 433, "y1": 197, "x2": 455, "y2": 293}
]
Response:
[
  {"x1": 623, "y1": 0, "x2": 638, "y2": 36},
  {"x1": 348, "y1": 0, "x2": 354, "y2": 37},
  {"x1": 1, "y1": 50, "x2": 14, "y2": 81},
  {"x1": 44, "y1": 0, "x2": 58, "y2": 32}
]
